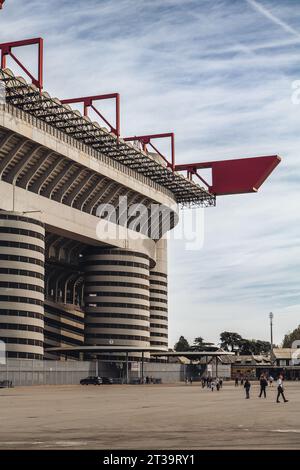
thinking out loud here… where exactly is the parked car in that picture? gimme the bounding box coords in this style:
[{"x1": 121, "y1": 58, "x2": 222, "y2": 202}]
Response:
[
  {"x1": 101, "y1": 376, "x2": 113, "y2": 384},
  {"x1": 0, "y1": 380, "x2": 13, "y2": 388},
  {"x1": 80, "y1": 376, "x2": 102, "y2": 385}
]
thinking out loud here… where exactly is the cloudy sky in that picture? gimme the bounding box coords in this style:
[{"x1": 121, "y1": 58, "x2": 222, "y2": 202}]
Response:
[{"x1": 1, "y1": 0, "x2": 299, "y2": 347}]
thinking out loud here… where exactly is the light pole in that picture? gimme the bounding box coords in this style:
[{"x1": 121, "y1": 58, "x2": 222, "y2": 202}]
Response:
[{"x1": 269, "y1": 312, "x2": 274, "y2": 355}]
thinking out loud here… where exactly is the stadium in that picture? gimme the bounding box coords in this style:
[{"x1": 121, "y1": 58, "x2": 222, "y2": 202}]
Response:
[{"x1": 0, "y1": 37, "x2": 280, "y2": 372}]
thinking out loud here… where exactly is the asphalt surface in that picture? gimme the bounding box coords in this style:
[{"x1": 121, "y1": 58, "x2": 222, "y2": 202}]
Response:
[{"x1": 0, "y1": 381, "x2": 299, "y2": 449}]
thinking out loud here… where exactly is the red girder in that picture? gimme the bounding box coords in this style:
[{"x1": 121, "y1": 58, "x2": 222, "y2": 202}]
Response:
[
  {"x1": 175, "y1": 156, "x2": 281, "y2": 196},
  {"x1": 0, "y1": 35, "x2": 281, "y2": 197},
  {"x1": 0, "y1": 37, "x2": 43, "y2": 91},
  {"x1": 124, "y1": 132, "x2": 175, "y2": 171},
  {"x1": 61, "y1": 94, "x2": 120, "y2": 137}
]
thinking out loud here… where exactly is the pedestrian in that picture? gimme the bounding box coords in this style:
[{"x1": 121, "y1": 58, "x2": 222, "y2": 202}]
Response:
[
  {"x1": 216, "y1": 377, "x2": 220, "y2": 391},
  {"x1": 244, "y1": 379, "x2": 251, "y2": 399},
  {"x1": 211, "y1": 379, "x2": 216, "y2": 391},
  {"x1": 189, "y1": 376, "x2": 193, "y2": 385},
  {"x1": 201, "y1": 378, "x2": 206, "y2": 388},
  {"x1": 269, "y1": 375, "x2": 274, "y2": 387},
  {"x1": 185, "y1": 377, "x2": 189, "y2": 385},
  {"x1": 146, "y1": 376, "x2": 149, "y2": 384},
  {"x1": 259, "y1": 374, "x2": 268, "y2": 398},
  {"x1": 235, "y1": 377, "x2": 239, "y2": 387},
  {"x1": 240, "y1": 377, "x2": 244, "y2": 386},
  {"x1": 219, "y1": 378, "x2": 223, "y2": 389},
  {"x1": 276, "y1": 374, "x2": 288, "y2": 403}
]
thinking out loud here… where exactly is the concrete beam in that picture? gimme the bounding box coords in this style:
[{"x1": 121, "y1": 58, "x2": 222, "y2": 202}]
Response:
[
  {"x1": 30, "y1": 156, "x2": 64, "y2": 193},
  {"x1": 0, "y1": 139, "x2": 27, "y2": 176},
  {"x1": 18, "y1": 150, "x2": 53, "y2": 189},
  {"x1": 0, "y1": 179, "x2": 157, "y2": 262},
  {"x1": 42, "y1": 162, "x2": 76, "y2": 198},
  {"x1": 5, "y1": 144, "x2": 42, "y2": 184}
]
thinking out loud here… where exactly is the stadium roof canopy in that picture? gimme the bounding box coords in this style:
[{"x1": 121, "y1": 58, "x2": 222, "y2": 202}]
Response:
[{"x1": 0, "y1": 68, "x2": 216, "y2": 208}]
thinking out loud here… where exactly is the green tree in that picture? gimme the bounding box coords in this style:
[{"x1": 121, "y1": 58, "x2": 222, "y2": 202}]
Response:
[
  {"x1": 255, "y1": 340, "x2": 271, "y2": 354},
  {"x1": 220, "y1": 331, "x2": 243, "y2": 352},
  {"x1": 282, "y1": 325, "x2": 300, "y2": 347},
  {"x1": 191, "y1": 337, "x2": 215, "y2": 351},
  {"x1": 174, "y1": 336, "x2": 190, "y2": 352},
  {"x1": 239, "y1": 339, "x2": 271, "y2": 355}
]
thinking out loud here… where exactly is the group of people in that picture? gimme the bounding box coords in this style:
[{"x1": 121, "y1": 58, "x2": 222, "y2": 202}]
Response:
[
  {"x1": 185, "y1": 376, "x2": 224, "y2": 391},
  {"x1": 243, "y1": 373, "x2": 288, "y2": 402},
  {"x1": 189, "y1": 373, "x2": 289, "y2": 403},
  {"x1": 203, "y1": 376, "x2": 223, "y2": 391}
]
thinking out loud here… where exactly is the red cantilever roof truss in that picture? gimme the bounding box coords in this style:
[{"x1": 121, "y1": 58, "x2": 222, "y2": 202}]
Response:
[
  {"x1": 0, "y1": 36, "x2": 281, "y2": 203},
  {"x1": 175, "y1": 156, "x2": 281, "y2": 196}
]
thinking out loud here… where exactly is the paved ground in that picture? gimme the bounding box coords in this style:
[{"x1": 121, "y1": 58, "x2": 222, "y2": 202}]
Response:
[{"x1": 0, "y1": 381, "x2": 299, "y2": 449}]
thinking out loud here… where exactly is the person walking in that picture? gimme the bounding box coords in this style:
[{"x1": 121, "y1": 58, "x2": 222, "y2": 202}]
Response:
[
  {"x1": 211, "y1": 379, "x2": 216, "y2": 391},
  {"x1": 269, "y1": 375, "x2": 274, "y2": 387},
  {"x1": 235, "y1": 376, "x2": 239, "y2": 387},
  {"x1": 259, "y1": 374, "x2": 268, "y2": 398},
  {"x1": 244, "y1": 379, "x2": 251, "y2": 399},
  {"x1": 216, "y1": 377, "x2": 220, "y2": 391},
  {"x1": 276, "y1": 375, "x2": 288, "y2": 403},
  {"x1": 219, "y1": 378, "x2": 223, "y2": 389}
]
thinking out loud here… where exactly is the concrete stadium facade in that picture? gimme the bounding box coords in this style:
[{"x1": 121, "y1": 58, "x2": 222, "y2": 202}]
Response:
[{"x1": 0, "y1": 72, "x2": 192, "y2": 361}]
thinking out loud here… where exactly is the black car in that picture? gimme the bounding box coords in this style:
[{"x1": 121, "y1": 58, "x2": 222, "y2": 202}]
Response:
[
  {"x1": 80, "y1": 376, "x2": 102, "y2": 385},
  {"x1": 101, "y1": 376, "x2": 113, "y2": 384}
]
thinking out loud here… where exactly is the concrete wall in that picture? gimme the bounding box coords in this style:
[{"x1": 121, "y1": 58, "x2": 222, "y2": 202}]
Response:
[
  {"x1": 143, "y1": 362, "x2": 185, "y2": 383},
  {"x1": 209, "y1": 363, "x2": 231, "y2": 379},
  {"x1": 0, "y1": 359, "x2": 186, "y2": 385},
  {"x1": 0, "y1": 359, "x2": 96, "y2": 386}
]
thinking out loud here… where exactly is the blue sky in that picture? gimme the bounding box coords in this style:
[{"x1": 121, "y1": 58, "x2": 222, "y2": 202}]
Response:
[{"x1": 1, "y1": 0, "x2": 300, "y2": 347}]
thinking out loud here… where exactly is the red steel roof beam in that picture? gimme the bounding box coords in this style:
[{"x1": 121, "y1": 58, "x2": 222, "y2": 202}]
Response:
[
  {"x1": 0, "y1": 37, "x2": 43, "y2": 91},
  {"x1": 175, "y1": 155, "x2": 281, "y2": 196},
  {"x1": 61, "y1": 94, "x2": 120, "y2": 138},
  {"x1": 124, "y1": 132, "x2": 175, "y2": 171}
]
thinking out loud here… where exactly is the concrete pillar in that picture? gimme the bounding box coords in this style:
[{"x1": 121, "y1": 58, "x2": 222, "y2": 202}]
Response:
[
  {"x1": 149, "y1": 238, "x2": 168, "y2": 351},
  {"x1": 0, "y1": 211, "x2": 45, "y2": 359}
]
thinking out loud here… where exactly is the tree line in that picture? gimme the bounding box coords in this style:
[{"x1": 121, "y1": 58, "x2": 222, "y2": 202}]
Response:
[
  {"x1": 174, "y1": 324, "x2": 300, "y2": 354},
  {"x1": 174, "y1": 332, "x2": 271, "y2": 355}
]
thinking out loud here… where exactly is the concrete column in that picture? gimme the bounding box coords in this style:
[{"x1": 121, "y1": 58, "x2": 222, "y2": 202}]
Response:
[
  {"x1": 0, "y1": 210, "x2": 45, "y2": 359},
  {"x1": 149, "y1": 238, "x2": 168, "y2": 351}
]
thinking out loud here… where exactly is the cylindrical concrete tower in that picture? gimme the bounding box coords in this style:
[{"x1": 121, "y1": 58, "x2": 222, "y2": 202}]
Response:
[
  {"x1": 0, "y1": 211, "x2": 45, "y2": 359},
  {"x1": 83, "y1": 247, "x2": 150, "y2": 359},
  {"x1": 149, "y1": 238, "x2": 168, "y2": 350}
]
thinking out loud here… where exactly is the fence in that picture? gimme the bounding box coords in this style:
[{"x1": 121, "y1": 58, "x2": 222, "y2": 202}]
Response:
[
  {"x1": 0, "y1": 359, "x2": 96, "y2": 386},
  {"x1": 0, "y1": 359, "x2": 189, "y2": 386}
]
